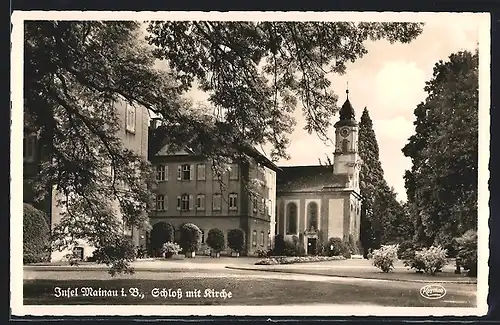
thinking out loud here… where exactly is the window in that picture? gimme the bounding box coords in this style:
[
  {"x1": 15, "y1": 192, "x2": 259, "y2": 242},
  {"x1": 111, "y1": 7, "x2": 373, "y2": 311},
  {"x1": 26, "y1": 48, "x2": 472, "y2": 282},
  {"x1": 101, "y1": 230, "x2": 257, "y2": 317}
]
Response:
[
  {"x1": 23, "y1": 134, "x2": 36, "y2": 162},
  {"x1": 196, "y1": 194, "x2": 206, "y2": 210},
  {"x1": 252, "y1": 230, "x2": 257, "y2": 247},
  {"x1": 229, "y1": 193, "x2": 238, "y2": 211},
  {"x1": 197, "y1": 164, "x2": 206, "y2": 180},
  {"x1": 286, "y1": 202, "x2": 298, "y2": 234},
  {"x1": 307, "y1": 202, "x2": 318, "y2": 230},
  {"x1": 342, "y1": 139, "x2": 349, "y2": 153},
  {"x1": 229, "y1": 164, "x2": 239, "y2": 180},
  {"x1": 260, "y1": 198, "x2": 266, "y2": 215},
  {"x1": 156, "y1": 165, "x2": 167, "y2": 181},
  {"x1": 181, "y1": 194, "x2": 190, "y2": 211},
  {"x1": 125, "y1": 103, "x2": 136, "y2": 133},
  {"x1": 177, "y1": 194, "x2": 193, "y2": 211},
  {"x1": 201, "y1": 230, "x2": 205, "y2": 244},
  {"x1": 177, "y1": 164, "x2": 192, "y2": 181},
  {"x1": 156, "y1": 195, "x2": 166, "y2": 211},
  {"x1": 260, "y1": 231, "x2": 265, "y2": 246},
  {"x1": 268, "y1": 230, "x2": 272, "y2": 247},
  {"x1": 212, "y1": 193, "x2": 222, "y2": 211}
]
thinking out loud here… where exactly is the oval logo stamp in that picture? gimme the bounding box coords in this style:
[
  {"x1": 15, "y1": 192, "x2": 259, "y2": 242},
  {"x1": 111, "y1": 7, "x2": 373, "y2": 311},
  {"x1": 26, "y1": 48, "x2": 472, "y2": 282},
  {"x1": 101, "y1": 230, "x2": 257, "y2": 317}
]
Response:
[{"x1": 420, "y1": 284, "x2": 447, "y2": 300}]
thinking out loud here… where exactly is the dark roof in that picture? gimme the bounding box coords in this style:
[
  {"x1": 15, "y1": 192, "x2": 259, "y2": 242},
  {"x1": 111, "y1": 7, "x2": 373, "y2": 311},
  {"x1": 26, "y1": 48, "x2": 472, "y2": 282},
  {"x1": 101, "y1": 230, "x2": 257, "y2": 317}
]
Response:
[
  {"x1": 277, "y1": 165, "x2": 349, "y2": 192},
  {"x1": 335, "y1": 91, "x2": 358, "y2": 128}
]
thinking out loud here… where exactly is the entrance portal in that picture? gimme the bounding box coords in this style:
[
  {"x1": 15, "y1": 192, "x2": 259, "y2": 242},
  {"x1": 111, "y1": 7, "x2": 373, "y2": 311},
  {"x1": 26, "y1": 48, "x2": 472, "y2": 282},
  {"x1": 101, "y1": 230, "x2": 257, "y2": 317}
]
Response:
[{"x1": 307, "y1": 238, "x2": 317, "y2": 255}]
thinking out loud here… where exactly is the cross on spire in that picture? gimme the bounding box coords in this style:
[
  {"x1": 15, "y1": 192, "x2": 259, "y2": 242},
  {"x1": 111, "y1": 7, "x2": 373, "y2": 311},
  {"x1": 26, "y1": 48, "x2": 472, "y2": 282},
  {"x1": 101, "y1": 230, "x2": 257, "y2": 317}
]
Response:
[{"x1": 346, "y1": 81, "x2": 349, "y2": 99}]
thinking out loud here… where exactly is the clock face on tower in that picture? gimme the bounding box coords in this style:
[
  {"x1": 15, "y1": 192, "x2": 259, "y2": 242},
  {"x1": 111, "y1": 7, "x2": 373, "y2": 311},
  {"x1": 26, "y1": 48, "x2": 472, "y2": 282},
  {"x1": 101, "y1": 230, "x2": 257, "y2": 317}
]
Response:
[{"x1": 340, "y1": 127, "x2": 350, "y2": 138}]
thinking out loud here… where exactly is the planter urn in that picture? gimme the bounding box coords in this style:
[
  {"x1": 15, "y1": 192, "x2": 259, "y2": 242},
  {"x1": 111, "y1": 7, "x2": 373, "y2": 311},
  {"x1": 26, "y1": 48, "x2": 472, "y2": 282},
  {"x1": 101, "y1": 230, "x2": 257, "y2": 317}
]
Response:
[
  {"x1": 231, "y1": 251, "x2": 240, "y2": 257},
  {"x1": 211, "y1": 251, "x2": 220, "y2": 258},
  {"x1": 185, "y1": 251, "x2": 195, "y2": 258}
]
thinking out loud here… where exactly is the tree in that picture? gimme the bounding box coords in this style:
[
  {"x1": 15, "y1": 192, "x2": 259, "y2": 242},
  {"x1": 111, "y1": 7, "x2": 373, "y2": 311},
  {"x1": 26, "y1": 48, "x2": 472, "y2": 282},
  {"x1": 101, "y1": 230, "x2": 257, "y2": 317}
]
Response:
[
  {"x1": 358, "y1": 108, "x2": 411, "y2": 253},
  {"x1": 227, "y1": 228, "x2": 246, "y2": 253},
  {"x1": 206, "y1": 228, "x2": 226, "y2": 254},
  {"x1": 179, "y1": 223, "x2": 202, "y2": 254},
  {"x1": 25, "y1": 20, "x2": 423, "y2": 274},
  {"x1": 402, "y1": 50, "x2": 478, "y2": 248}
]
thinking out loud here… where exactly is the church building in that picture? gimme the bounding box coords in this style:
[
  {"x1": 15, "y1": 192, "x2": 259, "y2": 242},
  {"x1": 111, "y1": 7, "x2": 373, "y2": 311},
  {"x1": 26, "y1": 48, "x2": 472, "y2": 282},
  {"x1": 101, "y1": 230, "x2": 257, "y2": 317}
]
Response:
[{"x1": 275, "y1": 90, "x2": 363, "y2": 255}]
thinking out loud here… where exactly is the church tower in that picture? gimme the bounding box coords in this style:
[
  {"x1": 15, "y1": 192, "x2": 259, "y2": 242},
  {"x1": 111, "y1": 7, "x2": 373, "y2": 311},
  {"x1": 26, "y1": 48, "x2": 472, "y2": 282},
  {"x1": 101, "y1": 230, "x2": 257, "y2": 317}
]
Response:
[{"x1": 333, "y1": 89, "x2": 362, "y2": 192}]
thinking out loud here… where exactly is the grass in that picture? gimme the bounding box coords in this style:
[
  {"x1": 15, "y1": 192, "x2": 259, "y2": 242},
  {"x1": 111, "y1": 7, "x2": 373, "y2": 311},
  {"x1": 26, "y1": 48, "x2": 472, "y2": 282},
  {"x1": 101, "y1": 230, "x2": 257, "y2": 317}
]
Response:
[
  {"x1": 24, "y1": 278, "x2": 476, "y2": 307},
  {"x1": 242, "y1": 267, "x2": 477, "y2": 284}
]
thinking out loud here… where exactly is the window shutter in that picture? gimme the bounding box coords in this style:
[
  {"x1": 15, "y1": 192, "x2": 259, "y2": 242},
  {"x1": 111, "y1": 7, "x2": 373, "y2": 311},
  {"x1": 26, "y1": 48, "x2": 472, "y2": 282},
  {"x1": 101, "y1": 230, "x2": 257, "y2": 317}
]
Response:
[
  {"x1": 189, "y1": 195, "x2": 193, "y2": 210},
  {"x1": 177, "y1": 166, "x2": 182, "y2": 180},
  {"x1": 190, "y1": 164, "x2": 194, "y2": 180},
  {"x1": 176, "y1": 196, "x2": 181, "y2": 210},
  {"x1": 165, "y1": 166, "x2": 169, "y2": 181}
]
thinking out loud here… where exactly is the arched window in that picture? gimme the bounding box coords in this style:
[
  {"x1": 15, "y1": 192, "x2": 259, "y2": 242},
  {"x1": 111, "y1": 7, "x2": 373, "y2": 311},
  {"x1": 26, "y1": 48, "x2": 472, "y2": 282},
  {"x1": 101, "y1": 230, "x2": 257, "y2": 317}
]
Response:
[
  {"x1": 286, "y1": 202, "x2": 298, "y2": 234},
  {"x1": 307, "y1": 202, "x2": 318, "y2": 230},
  {"x1": 342, "y1": 139, "x2": 349, "y2": 153},
  {"x1": 252, "y1": 230, "x2": 257, "y2": 247}
]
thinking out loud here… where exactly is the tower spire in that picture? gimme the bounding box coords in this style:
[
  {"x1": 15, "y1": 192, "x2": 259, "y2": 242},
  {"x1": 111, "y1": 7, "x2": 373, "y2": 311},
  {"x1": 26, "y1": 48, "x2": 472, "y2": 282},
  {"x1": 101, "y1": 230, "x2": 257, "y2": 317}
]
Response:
[{"x1": 346, "y1": 81, "x2": 349, "y2": 99}]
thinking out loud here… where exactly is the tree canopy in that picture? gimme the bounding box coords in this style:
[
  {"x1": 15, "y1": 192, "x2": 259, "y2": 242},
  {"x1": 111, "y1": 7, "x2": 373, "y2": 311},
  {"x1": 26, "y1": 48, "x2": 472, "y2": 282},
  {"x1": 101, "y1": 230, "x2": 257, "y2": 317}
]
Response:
[
  {"x1": 24, "y1": 20, "x2": 423, "y2": 273},
  {"x1": 402, "y1": 50, "x2": 478, "y2": 248}
]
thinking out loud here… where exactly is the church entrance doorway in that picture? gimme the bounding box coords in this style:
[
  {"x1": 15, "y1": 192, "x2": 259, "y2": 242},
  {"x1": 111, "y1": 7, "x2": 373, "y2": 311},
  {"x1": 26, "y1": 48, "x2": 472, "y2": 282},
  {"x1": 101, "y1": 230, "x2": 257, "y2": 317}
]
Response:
[{"x1": 307, "y1": 238, "x2": 317, "y2": 255}]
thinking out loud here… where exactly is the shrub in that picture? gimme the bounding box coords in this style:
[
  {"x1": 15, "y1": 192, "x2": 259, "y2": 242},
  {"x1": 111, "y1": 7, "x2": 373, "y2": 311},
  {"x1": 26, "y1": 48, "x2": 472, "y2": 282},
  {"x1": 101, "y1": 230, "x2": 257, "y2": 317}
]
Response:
[
  {"x1": 92, "y1": 234, "x2": 137, "y2": 275},
  {"x1": 179, "y1": 223, "x2": 202, "y2": 253},
  {"x1": 371, "y1": 244, "x2": 398, "y2": 273},
  {"x1": 327, "y1": 237, "x2": 344, "y2": 256},
  {"x1": 272, "y1": 234, "x2": 285, "y2": 255},
  {"x1": 162, "y1": 242, "x2": 181, "y2": 258},
  {"x1": 227, "y1": 228, "x2": 246, "y2": 253},
  {"x1": 256, "y1": 249, "x2": 268, "y2": 257},
  {"x1": 150, "y1": 222, "x2": 175, "y2": 257},
  {"x1": 23, "y1": 203, "x2": 50, "y2": 264},
  {"x1": 136, "y1": 246, "x2": 147, "y2": 259},
  {"x1": 206, "y1": 228, "x2": 226, "y2": 253},
  {"x1": 283, "y1": 239, "x2": 300, "y2": 256},
  {"x1": 456, "y1": 230, "x2": 477, "y2": 277},
  {"x1": 397, "y1": 240, "x2": 417, "y2": 260},
  {"x1": 410, "y1": 246, "x2": 448, "y2": 275}
]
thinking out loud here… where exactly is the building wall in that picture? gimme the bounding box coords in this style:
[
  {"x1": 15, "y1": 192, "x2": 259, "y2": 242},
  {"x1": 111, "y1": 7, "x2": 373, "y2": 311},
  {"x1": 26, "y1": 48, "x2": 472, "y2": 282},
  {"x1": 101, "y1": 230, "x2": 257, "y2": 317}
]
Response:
[
  {"x1": 148, "y1": 154, "x2": 276, "y2": 256},
  {"x1": 276, "y1": 190, "x2": 356, "y2": 249},
  {"x1": 47, "y1": 99, "x2": 149, "y2": 261}
]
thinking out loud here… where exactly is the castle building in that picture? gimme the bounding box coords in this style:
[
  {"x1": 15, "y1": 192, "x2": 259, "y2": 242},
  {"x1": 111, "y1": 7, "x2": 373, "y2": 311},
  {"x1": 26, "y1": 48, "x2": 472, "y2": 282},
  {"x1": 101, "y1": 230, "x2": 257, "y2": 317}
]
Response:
[
  {"x1": 146, "y1": 126, "x2": 278, "y2": 256},
  {"x1": 23, "y1": 99, "x2": 149, "y2": 261},
  {"x1": 275, "y1": 90, "x2": 363, "y2": 254}
]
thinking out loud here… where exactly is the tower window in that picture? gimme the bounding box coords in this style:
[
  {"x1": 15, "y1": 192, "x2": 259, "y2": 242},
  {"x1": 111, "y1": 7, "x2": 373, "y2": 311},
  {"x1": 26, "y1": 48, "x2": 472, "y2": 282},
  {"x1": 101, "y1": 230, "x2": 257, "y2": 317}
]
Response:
[
  {"x1": 342, "y1": 139, "x2": 349, "y2": 153},
  {"x1": 307, "y1": 202, "x2": 318, "y2": 230}
]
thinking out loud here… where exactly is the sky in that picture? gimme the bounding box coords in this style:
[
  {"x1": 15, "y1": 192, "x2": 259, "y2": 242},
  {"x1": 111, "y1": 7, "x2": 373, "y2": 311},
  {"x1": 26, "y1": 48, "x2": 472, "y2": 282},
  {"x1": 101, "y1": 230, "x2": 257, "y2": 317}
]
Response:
[{"x1": 143, "y1": 15, "x2": 484, "y2": 202}]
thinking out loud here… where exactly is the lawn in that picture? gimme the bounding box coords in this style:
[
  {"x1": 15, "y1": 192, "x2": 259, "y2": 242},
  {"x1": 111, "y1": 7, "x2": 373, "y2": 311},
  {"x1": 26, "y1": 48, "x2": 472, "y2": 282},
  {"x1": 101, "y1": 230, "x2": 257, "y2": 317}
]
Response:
[
  {"x1": 24, "y1": 278, "x2": 476, "y2": 307},
  {"x1": 241, "y1": 266, "x2": 477, "y2": 284}
]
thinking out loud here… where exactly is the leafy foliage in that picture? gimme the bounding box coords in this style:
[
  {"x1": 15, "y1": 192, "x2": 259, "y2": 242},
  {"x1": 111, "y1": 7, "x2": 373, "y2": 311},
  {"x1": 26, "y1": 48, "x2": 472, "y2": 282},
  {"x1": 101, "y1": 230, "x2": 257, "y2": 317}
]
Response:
[
  {"x1": 179, "y1": 223, "x2": 202, "y2": 252},
  {"x1": 23, "y1": 203, "x2": 51, "y2": 264},
  {"x1": 227, "y1": 228, "x2": 246, "y2": 252},
  {"x1": 358, "y1": 108, "x2": 412, "y2": 254},
  {"x1": 25, "y1": 20, "x2": 423, "y2": 274},
  {"x1": 150, "y1": 222, "x2": 174, "y2": 256},
  {"x1": 410, "y1": 246, "x2": 448, "y2": 275},
  {"x1": 371, "y1": 244, "x2": 398, "y2": 273},
  {"x1": 161, "y1": 241, "x2": 182, "y2": 258},
  {"x1": 147, "y1": 21, "x2": 423, "y2": 160},
  {"x1": 456, "y1": 230, "x2": 477, "y2": 277},
  {"x1": 402, "y1": 50, "x2": 478, "y2": 247},
  {"x1": 92, "y1": 234, "x2": 137, "y2": 276},
  {"x1": 206, "y1": 228, "x2": 226, "y2": 252}
]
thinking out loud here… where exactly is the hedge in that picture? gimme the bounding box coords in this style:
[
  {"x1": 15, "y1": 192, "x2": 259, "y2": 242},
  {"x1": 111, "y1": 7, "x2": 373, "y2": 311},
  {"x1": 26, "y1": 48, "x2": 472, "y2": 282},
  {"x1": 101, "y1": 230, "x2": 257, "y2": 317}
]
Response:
[{"x1": 23, "y1": 203, "x2": 50, "y2": 264}]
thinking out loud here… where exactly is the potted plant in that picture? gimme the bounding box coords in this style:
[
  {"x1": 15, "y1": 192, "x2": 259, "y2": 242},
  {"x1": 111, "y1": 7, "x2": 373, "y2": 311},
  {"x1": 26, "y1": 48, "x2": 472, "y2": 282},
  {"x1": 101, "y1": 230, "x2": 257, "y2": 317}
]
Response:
[
  {"x1": 179, "y1": 223, "x2": 202, "y2": 258},
  {"x1": 162, "y1": 242, "x2": 181, "y2": 258},
  {"x1": 228, "y1": 228, "x2": 245, "y2": 257},
  {"x1": 206, "y1": 228, "x2": 225, "y2": 258}
]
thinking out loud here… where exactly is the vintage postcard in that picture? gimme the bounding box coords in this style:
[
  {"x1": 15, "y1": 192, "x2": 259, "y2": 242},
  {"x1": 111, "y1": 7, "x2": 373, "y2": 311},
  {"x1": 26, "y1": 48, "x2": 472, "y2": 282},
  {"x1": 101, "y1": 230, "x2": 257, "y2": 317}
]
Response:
[{"x1": 11, "y1": 11, "x2": 490, "y2": 317}]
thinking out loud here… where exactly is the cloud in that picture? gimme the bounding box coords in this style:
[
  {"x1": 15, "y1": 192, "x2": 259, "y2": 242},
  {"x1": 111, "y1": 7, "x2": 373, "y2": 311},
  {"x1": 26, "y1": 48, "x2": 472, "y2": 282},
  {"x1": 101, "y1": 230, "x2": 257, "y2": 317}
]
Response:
[{"x1": 374, "y1": 61, "x2": 427, "y2": 120}]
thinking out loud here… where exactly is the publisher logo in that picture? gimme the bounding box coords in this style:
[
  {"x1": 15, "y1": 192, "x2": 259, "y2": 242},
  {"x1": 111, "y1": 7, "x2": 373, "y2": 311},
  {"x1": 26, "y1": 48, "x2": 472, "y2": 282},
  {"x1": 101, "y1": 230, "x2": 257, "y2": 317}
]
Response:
[{"x1": 420, "y1": 284, "x2": 447, "y2": 300}]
